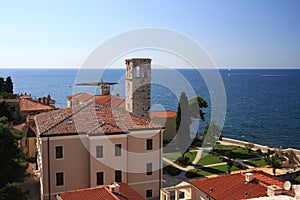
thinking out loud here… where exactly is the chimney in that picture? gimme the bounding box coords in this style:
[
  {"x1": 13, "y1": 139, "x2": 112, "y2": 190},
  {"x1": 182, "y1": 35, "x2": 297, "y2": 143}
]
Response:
[
  {"x1": 245, "y1": 173, "x2": 253, "y2": 183},
  {"x1": 109, "y1": 182, "x2": 120, "y2": 194},
  {"x1": 100, "y1": 84, "x2": 110, "y2": 95}
]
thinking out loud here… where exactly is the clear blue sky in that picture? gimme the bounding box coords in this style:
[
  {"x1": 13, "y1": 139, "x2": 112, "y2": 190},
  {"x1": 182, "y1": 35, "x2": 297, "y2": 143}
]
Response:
[{"x1": 0, "y1": 0, "x2": 299, "y2": 68}]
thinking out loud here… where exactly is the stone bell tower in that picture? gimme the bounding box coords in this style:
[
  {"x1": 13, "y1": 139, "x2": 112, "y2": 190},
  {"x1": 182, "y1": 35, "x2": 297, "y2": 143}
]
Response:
[{"x1": 125, "y1": 58, "x2": 151, "y2": 119}]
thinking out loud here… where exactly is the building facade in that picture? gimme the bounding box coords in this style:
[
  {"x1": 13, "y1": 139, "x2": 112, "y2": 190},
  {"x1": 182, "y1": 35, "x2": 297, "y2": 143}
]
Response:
[{"x1": 35, "y1": 103, "x2": 163, "y2": 200}]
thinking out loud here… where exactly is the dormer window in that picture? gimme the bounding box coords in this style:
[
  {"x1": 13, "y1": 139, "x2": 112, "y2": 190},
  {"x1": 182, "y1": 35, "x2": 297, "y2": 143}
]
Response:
[
  {"x1": 67, "y1": 119, "x2": 73, "y2": 124},
  {"x1": 114, "y1": 117, "x2": 120, "y2": 122},
  {"x1": 94, "y1": 106, "x2": 99, "y2": 111}
]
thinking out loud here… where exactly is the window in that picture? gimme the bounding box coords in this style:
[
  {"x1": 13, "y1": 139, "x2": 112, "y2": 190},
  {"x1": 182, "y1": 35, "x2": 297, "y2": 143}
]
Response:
[
  {"x1": 179, "y1": 191, "x2": 185, "y2": 198},
  {"x1": 96, "y1": 172, "x2": 104, "y2": 185},
  {"x1": 115, "y1": 144, "x2": 122, "y2": 156},
  {"x1": 146, "y1": 189, "x2": 152, "y2": 198},
  {"x1": 94, "y1": 106, "x2": 99, "y2": 111},
  {"x1": 96, "y1": 146, "x2": 103, "y2": 158},
  {"x1": 115, "y1": 170, "x2": 122, "y2": 182},
  {"x1": 146, "y1": 163, "x2": 153, "y2": 176},
  {"x1": 146, "y1": 139, "x2": 153, "y2": 150},
  {"x1": 136, "y1": 67, "x2": 140, "y2": 78},
  {"x1": 94, "y1": 118, "x2": 99, "y2": 123},
  {"x1": 56, "y1": 172, "x2": 64, "y2": 186},
  {"x1": 55, "y1": 146, "x2": 63, "y2": 159},
  {"x1": 67, "y1": 119, "x2": 73, "y2": 124}
]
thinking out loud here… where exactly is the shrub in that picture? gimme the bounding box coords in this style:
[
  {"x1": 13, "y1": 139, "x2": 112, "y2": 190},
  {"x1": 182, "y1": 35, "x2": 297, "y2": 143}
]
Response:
[
  {"x1": 176, "y1": 157, "x2": 191, "y2": 166},
  {"x1": 256, "y1": 149, "x2": 262, "y2": 155},
  {"x1": 186, "y1": 169, "x2": 202, "y2": 178},
  {"x1": 163, "y1": 165, "x2": 181, "y2": 176}
]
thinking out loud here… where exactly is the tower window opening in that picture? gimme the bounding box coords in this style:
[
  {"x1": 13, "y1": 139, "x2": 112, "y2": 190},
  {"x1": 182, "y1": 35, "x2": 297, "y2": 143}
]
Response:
[{"x1": 136, "y1": 67, "x2": 140, "y2": 78}]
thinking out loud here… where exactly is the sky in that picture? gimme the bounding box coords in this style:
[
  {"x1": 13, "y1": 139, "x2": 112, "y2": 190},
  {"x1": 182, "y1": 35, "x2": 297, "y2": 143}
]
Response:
[{"x1": 0, "y1": 0, "x2": 299, "y2": 69}]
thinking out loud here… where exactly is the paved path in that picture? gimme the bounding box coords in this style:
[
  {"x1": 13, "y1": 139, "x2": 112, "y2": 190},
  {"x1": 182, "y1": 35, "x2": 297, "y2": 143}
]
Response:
[
  {"x1": 163, "y1": 147, "x2": 261, "y2": 179},
  {"x1": 192, "y1": 149, "x2": 203, "y2": 165}
]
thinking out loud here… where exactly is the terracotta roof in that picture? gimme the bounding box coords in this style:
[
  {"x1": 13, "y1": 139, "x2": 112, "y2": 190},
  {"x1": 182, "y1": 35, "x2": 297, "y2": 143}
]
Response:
[
  {"x1": 150, "y1": 110, "x2": 177, "y2": 118},
  {"x1": 115, "y1": 183, "x2": 146, "y2": 200},
  {"x1": 58, "y1": 183, "x2": 145, "y2": 200},
  {"x1": 59, "y1": 186, "x2": 118, "y2": 200},
  {"x1": 35, "y1": 102, "x2": 162, "y2": 137},
  {"x1": 189, "y1": 171, "x2": 285, "y2": 200},
  {"x1": 12, "y1": 123, "x2": 26, "y2": 131},
  {"x1": 66, "y1": 93, "x2": 94, "y2": 102},
  {"x1": 68, "y1": 94, "x2": 125, "y2": 109},
  {"x1": 19, "y1": 98, "x2": 55, "y2": 112},
  {"x1": 94, "y1": 94, "x2": 114, "y2": 104},
  {"x1": 0, "y1": 98, "x2": 19, "y2": 103}
]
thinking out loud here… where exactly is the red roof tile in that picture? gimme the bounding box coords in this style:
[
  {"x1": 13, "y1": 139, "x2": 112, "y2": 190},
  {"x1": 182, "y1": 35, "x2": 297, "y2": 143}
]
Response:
[
  {"x1": 59, "y1": 186, "x2": 119, "y2": 200},
  {"x1": 116, "y1": 183, "x2": 145, "y2": 200},
  {"x1": 150, "y1": 110, "x2": 177, "y2": 118},
  {"x1": 19, "y1": 98, "x2": 55, "y2": 112},
  {"x1": 58, "y1": 183, "x2": 145, "y2": 200},
  {"x1": 94, "y1": 94, "x2": 114, "y2": 105},
  {"x1": 189, "y1": 171, "x2": 285, "y2": 200},
  {"x1": 12, "y1": 123, "x2": 26, "y2": 131},
  {"x1": 66, "y1": 93, "x2": 94, "y2": 102},
  {"x1": 35, "y1": 102, "x2": 162, "y2": 137}
]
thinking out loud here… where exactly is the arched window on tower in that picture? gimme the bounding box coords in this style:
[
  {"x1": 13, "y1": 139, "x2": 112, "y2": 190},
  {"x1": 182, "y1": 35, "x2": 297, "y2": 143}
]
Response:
[{"x1": 136, "y1": 66, "x2": 140, "y2": 78}]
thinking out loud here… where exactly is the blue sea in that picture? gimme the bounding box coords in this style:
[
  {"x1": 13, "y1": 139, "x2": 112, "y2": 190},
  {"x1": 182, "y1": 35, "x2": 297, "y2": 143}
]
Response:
[{"x1": 1, "y1": 68, "x2": 299, "y2": 149}]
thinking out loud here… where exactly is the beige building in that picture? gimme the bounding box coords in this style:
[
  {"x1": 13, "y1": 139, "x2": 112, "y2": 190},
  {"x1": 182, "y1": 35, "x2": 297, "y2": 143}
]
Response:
[
  {"x1": 35, "y1": 102, "x2": 163, "y2": 200},
  {"x1": 150, "y1": 110, "x2": 176, "y2": 141}
]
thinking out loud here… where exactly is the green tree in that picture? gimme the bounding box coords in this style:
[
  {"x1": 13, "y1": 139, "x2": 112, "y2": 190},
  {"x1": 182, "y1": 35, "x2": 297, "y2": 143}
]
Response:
[
  {"x1": 0, "y1": 183, "x2": 30, "y2": 200},
  {"x1": 0, "y1": 102, "x2": 13, "y2": 122},
  {"x1": 245, "y1": 143, "x2": 254, "y2": 153},
  {"x1": 227, "y1": 159, "x2": 234, "y2": 174},
  {"x1": 0, "y1": 77, "x2": 4, "y2": 92},
  {"x1": 176, "y1": 92, "x2": 191, "y2": 157},
  {"x1": 269, "y1": 155, "x2": 282, "y2": 176},
  {"x1": 203, "y1": 122, "x2": 221, "y2": 144},
  {"x1": 0, "y1": 117, "x2": 28, "y2": 188},
  {"x1": 188, "y1": 96, "x2": 208, "y2": 121},
  {"x1": 4, "y1": 76, "x2": 13, "y2": 93}
]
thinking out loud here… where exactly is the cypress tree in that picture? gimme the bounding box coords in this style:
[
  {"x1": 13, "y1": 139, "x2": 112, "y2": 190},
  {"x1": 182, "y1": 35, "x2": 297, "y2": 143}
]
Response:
[
  {"x1": 0, "y1": 77, "x2": 4, "y2": 92},
  {"x1": 4, "y1": 76, "x2": 13, "y2": 93}
]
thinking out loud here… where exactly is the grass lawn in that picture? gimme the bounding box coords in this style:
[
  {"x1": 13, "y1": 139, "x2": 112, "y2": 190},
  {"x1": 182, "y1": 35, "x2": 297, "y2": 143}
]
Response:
[
  {"x1": 186, "y1": 164, "x2": 243, "y2": 178},
  {"x1": 163, "y1": 153, "x2": 181, "y2": 161},
  {"x1": 163, "y1": 151, "x2": 197, "y2": 167},
  {"x1": 184, "y1": 151, "x2": 197, "y2": 163},
  {"x1": 197, "y1": 153, "x2": 224, "y2": 166},
  {"x1": 214, "y1": 144, "x2": 259, "y2": 159},
  {"x1": 244, "y1": 158, "x2": 269, "y2": 167}
]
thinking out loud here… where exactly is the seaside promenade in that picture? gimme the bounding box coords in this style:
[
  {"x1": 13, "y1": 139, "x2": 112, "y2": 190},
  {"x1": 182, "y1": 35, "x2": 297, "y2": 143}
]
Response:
[{"x1": 162, "y1": 137, "x2": 300, "y2": 187}]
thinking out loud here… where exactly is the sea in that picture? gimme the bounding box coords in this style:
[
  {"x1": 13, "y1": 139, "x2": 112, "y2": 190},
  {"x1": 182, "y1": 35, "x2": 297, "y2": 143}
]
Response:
[{"x1": 1, "y1": 68, "x2": 299, "y2": 149}]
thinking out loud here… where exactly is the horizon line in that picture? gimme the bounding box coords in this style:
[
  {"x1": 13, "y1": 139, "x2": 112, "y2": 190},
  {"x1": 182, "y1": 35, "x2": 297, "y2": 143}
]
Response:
[{"x1": 1, "y1": 66, "x2": 300, "y2": 70}]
